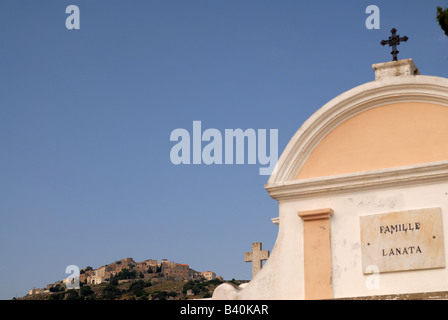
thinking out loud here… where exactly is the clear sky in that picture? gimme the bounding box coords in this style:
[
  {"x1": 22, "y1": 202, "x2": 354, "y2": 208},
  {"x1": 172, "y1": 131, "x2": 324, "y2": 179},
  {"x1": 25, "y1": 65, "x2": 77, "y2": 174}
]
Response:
[{"x1": 1, "y1": 0, "x2": 447, "y2": 299}]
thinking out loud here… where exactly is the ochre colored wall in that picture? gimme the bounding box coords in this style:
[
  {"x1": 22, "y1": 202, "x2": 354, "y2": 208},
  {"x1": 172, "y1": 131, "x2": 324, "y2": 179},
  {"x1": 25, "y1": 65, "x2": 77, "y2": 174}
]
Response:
[
  {"x1": 298, "y1": 209, "x2": 334, "y2": 300},
  {"x1": 296, "y1": 102, "x2": 448, "y2": 180}
]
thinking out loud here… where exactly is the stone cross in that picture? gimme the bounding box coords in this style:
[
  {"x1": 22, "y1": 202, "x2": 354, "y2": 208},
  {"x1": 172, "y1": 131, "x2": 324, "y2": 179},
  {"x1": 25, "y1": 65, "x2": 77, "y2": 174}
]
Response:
[
  {"x1": 245, "y1": 242, "x2": 269, "y2": 278},
  {"x1": 380, "y1": 28, "x2": 408, "y2": 61}
]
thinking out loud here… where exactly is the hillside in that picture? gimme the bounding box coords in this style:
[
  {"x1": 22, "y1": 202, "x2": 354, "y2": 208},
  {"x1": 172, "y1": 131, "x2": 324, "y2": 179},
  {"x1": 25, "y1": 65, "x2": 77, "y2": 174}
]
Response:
[
  {"x1": 18, "y1": 256, "x2": 248, "y2": 300},
  {"x1": 18, "y1": 278, "x2": 248, "y2": 300}
]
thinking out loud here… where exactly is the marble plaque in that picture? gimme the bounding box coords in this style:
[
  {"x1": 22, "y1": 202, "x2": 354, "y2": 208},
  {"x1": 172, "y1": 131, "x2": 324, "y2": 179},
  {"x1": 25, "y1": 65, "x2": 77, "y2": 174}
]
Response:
[{"x1": 360, "y1": 208, "x2": 445, "y2": 274}]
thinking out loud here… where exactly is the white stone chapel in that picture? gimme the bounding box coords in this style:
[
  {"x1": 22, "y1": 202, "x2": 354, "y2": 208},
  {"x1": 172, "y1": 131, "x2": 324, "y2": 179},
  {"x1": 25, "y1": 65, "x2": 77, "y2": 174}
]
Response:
[{"x1": 213, "y1": 58, "x2": 448, "y2": 300}]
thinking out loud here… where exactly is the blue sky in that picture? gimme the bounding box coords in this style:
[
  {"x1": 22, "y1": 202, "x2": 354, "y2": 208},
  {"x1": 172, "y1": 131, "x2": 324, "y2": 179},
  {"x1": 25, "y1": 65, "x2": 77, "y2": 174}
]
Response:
[{"x1": 1, "y1": 0, "x2": 447, "y2": 299}]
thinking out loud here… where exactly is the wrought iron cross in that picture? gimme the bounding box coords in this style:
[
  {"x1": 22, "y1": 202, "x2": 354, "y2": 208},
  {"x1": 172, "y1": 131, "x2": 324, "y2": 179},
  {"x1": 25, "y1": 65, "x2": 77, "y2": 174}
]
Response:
[{"x1": 380, "y1": 28, "x2": 408, "y2": 61}]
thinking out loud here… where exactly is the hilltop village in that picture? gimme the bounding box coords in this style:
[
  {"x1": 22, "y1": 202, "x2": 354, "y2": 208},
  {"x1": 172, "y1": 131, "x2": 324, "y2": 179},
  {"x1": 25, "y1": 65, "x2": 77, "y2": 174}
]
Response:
[
  {"x1": 26, "y1": 257, "x2": 222, "y2": 299},
  {"x1": 78, "y1": 257, "x2": 218, "y2": 285}
]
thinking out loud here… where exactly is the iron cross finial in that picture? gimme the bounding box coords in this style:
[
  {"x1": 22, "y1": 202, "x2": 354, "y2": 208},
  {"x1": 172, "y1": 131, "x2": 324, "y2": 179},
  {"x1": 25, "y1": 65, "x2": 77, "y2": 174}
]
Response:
[{"x1": 380, "y1": 28, "x2": 409, "y2": 61}]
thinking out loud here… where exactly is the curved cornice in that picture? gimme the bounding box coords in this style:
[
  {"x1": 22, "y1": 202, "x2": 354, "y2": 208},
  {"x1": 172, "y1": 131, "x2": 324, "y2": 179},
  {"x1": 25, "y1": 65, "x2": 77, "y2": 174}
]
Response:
[
  {"x1": 266, "y1": 161, "x2": 448, "y2": 201},
  {"x1": 266, "y1": 75, "x2": 448, "y2": 191}
]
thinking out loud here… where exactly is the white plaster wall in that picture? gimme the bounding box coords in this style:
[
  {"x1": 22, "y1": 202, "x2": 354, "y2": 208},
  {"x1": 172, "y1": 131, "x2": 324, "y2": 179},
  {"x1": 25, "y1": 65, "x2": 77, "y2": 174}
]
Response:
[
  {"x1": 237, "y1": 200, "x2": 305, "y2": 299},
  {"x1": 293, "y1": 181, "x2": 448, "y2": 299},
  {"x1": 227, "y1": 179, "x2": 448, "y2": 300}
]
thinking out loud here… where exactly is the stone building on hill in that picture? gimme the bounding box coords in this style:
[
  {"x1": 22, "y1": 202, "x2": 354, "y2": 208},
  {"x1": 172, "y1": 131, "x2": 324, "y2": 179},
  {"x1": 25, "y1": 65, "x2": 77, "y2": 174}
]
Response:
[
  {"x1": 77, "y1": 257, "x2": 216, "y2": 285},
  {"x1": 163, "y1": 263, "x2": 190, "y2": 280},
  {"x1": 29, "y1": 257, "x2": 219, "y2": 295},
  {"x1": 201, "y1": 271, "x2": 217, "y2": 281}
]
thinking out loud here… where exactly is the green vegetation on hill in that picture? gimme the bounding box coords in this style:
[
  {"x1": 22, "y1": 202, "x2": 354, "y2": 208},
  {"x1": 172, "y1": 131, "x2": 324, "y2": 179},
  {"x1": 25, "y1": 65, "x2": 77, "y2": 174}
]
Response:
[{"x1": 20, "y1": 278, "x2": 248, "y2": 300}]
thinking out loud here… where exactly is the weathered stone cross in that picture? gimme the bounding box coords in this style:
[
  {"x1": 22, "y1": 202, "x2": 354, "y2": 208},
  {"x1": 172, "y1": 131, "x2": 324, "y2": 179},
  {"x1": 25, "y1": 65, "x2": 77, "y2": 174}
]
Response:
[
  {"x1": 245, "y1": 242, "x2": 269, "y2": 278},
  {"x1": 381, "y1": 28, "x2": 409, "y2": 61}
]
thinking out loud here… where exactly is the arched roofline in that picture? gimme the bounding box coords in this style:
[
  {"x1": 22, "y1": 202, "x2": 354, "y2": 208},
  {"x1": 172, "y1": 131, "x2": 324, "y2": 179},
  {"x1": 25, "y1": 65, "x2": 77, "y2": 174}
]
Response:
[{"x1": 267, "y1": 75, "x2": 448, "y2": 187}]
